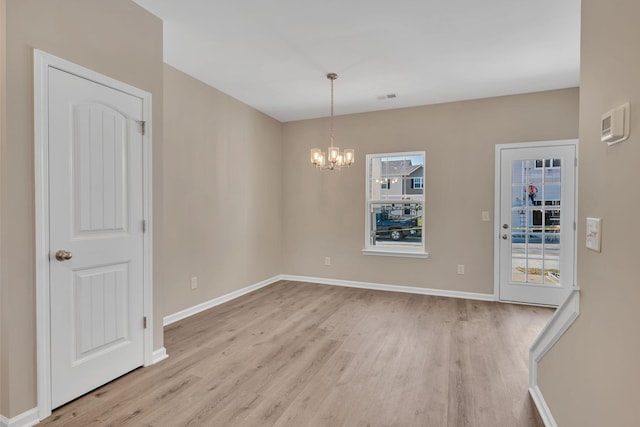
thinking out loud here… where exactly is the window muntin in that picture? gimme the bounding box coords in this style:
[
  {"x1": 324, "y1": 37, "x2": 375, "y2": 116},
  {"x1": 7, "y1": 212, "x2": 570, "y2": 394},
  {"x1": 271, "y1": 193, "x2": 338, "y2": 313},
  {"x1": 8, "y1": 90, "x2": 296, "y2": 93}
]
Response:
[
  {"x1": 511, "y1": 158, "x2": 562, "y2": 284},
  {"x1": 534, "y1": 158, "x2": 561, "y2": 169},
  {"x1": 365, "y1": 152, "x2": 425, "y2": 255}
]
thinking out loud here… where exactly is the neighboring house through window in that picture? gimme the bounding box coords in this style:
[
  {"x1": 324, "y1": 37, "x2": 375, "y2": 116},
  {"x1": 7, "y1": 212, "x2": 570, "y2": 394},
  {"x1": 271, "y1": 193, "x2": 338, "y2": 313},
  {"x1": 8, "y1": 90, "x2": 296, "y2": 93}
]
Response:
[
  {"x1": 535, "y1": 158, "x2": 561, "y2": 169},
  {"x1": 363, "y1": 152, "x2": 427, "y2": 258}
]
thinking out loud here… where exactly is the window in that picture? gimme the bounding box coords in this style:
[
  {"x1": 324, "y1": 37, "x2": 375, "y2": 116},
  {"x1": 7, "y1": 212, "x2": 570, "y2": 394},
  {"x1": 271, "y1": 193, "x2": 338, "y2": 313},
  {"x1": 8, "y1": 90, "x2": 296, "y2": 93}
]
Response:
[{"x1": 363, "y1": 152, "x2": 427, "y2": 257}]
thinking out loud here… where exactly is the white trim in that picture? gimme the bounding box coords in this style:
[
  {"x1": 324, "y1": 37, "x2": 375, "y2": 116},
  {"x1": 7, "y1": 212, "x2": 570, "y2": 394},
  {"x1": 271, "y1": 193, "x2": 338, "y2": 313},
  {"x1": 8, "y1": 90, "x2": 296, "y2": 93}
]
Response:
[
  {"x1": 34, "y1": 49, "x2": 154, "y2": 421},
  {"x1": 494, "y1": 139, "x2": 578, "y2": 302},
  {"x1": 0, "y1": 408, "x2": 40, "y2": 427},
  {"x1": 34, "y1": 49, "x2": 52, "y2": 421},
  {"x1": 529, "y1": 288, "x2": 580, "y2": 385},
  {"x1": 361, "y1": 249, "x2": 430, "y2": 258},
  {"x1": 528, "y1": 288, "x2": 580, "y2": 427},
  {"x1": 529, "y1": 385, "x2": 557, "y2": 427},
  {"x1": 280, "y1": 275, "x2": 495, "y2": 301},
  {"x1": 493, "y1": 145, "x2": 502, "y2": 299},
  {"x1": 141, "y1": 75, "x2": 154, "y2": 370},
  {"x1": 495, "y1": 139, "x2": 578, "y2": 151},
  {"x1": 149, "y1": 347, "x2": 169, "y2": 365},
  {"x1": 364, "y1": 151, "x2": 426, "y2": 255},
  {"x1": 163, "y1": 275, "x2": 282, "y2": 326},
  {"x1": 163, "y1": 274, "x2": 494, "y2": 328}
]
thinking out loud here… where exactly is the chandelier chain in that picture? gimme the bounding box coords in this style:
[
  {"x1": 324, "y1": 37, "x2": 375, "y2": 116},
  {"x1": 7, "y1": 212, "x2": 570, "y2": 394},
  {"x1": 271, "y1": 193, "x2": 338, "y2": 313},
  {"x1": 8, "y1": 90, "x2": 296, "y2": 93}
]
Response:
[{"x1": 330, "y1": 74, "x2": 335, "y2": 142}]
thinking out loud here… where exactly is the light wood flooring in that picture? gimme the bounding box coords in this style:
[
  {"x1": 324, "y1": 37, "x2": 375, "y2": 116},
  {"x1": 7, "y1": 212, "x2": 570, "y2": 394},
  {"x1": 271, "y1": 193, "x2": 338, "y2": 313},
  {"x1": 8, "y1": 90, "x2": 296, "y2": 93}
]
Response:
[{"x1": 42, "y1": 280, "x2": 553, "y2": 426}]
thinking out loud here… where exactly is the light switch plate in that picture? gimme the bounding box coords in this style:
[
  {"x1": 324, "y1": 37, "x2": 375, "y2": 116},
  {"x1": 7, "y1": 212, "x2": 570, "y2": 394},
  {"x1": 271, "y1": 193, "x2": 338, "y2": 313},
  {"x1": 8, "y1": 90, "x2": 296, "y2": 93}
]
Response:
[
  {"x1": 586, "y1": 217, "x2": 601, "y2": 252},
  {"x1": 481, "y1": 211, "x2": 490, "y2": 222}
]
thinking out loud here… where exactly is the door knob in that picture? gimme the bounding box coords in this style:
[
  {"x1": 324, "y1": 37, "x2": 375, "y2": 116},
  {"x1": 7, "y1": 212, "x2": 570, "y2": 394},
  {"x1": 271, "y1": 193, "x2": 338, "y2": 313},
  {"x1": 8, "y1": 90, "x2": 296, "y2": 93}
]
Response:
[
  {"x1": 502, "y1": 224, "x2": 509, "y2": 229},
  {"x1": 502, "y1": 234, "x2": 508, "y2": 240},
  {"x1": 55, "y1": 250, "x2": 72, "y2": 261}
]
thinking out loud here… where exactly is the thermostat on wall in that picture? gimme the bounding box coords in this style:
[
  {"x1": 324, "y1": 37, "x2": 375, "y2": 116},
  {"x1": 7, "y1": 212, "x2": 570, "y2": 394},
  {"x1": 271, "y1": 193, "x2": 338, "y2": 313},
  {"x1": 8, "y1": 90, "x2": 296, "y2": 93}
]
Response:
[{"x1": 601, "y1": 102, "x2": 630, "y2": 145}]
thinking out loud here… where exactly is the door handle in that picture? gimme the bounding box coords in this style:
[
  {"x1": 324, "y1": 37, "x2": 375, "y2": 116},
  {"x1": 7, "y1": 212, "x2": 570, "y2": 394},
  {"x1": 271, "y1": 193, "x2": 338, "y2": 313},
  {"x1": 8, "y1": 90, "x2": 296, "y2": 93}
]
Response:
[
  {"x1": 55, "y1": 250, "x2": 73, "y2": 261},
  {"x1": 502, "y1": 224, "x2": 509, "y2": 229},
  {"x1": 502, "y1": 234, "x2": 508, "y2": 240}
]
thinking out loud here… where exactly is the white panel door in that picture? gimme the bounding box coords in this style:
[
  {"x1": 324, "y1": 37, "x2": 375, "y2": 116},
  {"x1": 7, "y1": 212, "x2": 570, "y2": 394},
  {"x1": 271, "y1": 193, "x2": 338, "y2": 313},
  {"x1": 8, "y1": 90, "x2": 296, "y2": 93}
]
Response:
[
  {"x1": 497, "y1": 143, "x2": 577, "y2": 306},
  {"x1": 49, "y1": 67, "x2": 145, "y2": 408}
]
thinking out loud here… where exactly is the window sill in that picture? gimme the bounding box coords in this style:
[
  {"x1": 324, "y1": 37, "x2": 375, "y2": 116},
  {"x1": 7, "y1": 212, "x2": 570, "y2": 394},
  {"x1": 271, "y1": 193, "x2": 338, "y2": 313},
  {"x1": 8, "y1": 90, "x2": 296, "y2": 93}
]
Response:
[{"x1": 361, "y1": 248, "x2": 430, "y2": 259}]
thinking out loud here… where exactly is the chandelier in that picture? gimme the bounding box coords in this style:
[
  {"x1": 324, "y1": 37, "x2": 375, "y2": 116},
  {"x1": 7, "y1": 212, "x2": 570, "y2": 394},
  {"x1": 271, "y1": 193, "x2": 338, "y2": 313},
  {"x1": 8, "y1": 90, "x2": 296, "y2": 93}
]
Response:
[{"x1": 310, "y1": 73, "x2": 355, "y2": 170}]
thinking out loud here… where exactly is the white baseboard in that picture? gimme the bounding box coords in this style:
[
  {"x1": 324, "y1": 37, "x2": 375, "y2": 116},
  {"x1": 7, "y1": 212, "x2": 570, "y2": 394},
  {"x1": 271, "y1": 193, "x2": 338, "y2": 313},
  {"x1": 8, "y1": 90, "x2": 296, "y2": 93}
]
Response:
[
  {"x1": 0, "y1": 407, "x2": 39, "y2": 427},
  {"x1": 528, "y1": 288, "x2": 580, "y2": 427},
  {"x1": 163, "y1": 275, "x2": 282, "y2": 326},
  {"x1": 149, "y1": 347, "x2": 168, "y2": 365},
  {"x1": 280, "y1": 274, "x2": 495, "y2": 302},
  {"x1": 163, "y1": 274, "x2": 495, "y2": 328},
  {"x1": 529, "y1": 385, "x2": 557, "y2": 427}
]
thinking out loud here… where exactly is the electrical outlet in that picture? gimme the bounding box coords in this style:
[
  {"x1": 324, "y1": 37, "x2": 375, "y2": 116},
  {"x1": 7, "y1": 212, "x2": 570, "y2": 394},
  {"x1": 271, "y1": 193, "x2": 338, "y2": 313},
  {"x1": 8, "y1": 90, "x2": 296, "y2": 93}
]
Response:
[
  {"x1": 191, "y1": 276, "x2": 198, "y2": 290},
  {"x1": 324, "y1": 257, "x2": 331, "y2": 266},
  {"x1": 457, "y1": 264, "x2": 465, "y2": 275}
]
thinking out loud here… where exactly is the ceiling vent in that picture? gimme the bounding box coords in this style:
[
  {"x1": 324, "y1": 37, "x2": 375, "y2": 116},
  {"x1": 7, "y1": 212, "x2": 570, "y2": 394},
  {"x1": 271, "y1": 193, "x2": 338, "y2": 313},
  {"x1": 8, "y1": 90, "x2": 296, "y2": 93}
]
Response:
[{"x1": 377, "y1": 93, "x2": 397, "y2": 100}]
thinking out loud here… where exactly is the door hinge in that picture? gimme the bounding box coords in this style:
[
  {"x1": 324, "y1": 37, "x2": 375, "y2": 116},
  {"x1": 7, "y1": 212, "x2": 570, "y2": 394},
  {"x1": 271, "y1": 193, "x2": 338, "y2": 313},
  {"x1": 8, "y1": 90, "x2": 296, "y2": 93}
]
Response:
[
  {"x1": 137, "y1": 121, "x2": 146, "y2": 136},
  {"x1": 143, "y1": 316, "x2": 148, "y2": 329},
  {"x1": 142, "y1": 219, "x2": 146, "y2": 233}
]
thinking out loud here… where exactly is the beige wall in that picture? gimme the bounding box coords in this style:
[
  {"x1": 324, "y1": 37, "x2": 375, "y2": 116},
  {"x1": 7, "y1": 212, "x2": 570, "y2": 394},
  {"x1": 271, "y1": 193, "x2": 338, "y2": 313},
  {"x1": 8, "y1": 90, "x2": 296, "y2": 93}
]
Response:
[
  {"x1": 0, "y1": 0, "x2": 593, "y2": 421},
  {"x1": 0, "y1": 0, "x2": 163, "y2": 418},
  {"x1": 162, "y1": 65, "x2": 283, "y2": 316},
  {"x1": 538, "y1": 1, "x2": 640, "y2": 426},
  {"x1": 282, "y1": 88, "x2": 579, "y2": 292},
  {"x1": 0, "y1": 0, "x2": 5, "y2": 417}
]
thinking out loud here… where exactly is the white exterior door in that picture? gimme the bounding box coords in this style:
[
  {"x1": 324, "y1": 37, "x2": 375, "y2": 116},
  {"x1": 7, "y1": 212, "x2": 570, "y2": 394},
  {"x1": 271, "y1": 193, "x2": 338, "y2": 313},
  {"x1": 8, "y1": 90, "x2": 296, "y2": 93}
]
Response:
[
  {"x1": 48, "y1": 67, "x2": 145, "y2": 408},
  {"x1": 496, "y1": 141, "x2": 577, "y2": 306}
]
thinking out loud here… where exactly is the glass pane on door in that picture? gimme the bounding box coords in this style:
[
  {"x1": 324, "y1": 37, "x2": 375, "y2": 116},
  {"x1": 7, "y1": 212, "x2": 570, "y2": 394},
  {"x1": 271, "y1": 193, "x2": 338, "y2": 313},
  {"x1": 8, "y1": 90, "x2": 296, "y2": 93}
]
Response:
[{"x1": 510, "y1": 158, "x2": 562, "y2": 285}]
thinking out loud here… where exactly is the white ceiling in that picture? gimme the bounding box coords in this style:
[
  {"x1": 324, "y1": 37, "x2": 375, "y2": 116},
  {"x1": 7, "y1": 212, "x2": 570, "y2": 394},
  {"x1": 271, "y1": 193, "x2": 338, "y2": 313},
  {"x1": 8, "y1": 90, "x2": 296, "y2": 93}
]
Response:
[{"x1": 133, "y1": 0, "x2": 580, "y2": 122}]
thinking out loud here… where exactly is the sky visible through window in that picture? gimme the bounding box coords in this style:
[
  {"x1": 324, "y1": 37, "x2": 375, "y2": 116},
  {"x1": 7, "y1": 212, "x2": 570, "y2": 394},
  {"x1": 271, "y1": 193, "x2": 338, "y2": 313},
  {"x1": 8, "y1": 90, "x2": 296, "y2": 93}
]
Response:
[{"x1": 379, "y1": 155, "x2": 423, "y2": 166}]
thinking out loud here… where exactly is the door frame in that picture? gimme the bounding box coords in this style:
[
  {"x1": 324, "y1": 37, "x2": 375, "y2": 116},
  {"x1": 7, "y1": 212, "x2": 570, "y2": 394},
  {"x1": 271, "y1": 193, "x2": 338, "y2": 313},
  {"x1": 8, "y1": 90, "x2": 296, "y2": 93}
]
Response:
[
  {"x1": 493, "y1": 139, "x2": 578, "y2": 304},
  {"x1": 34, "y1": 50, "x2": 154, "y2": 419}
]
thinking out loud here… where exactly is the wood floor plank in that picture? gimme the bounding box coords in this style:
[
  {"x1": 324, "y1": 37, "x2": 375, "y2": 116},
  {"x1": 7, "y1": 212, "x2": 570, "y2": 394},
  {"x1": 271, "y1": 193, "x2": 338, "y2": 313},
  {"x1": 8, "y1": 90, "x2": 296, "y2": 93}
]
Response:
[
  {"x1": 41, "y1": 281, "x2": 552, "y2": 427},
  {"x1": 270, "y1": 349, "x2": 357, "y2": 427}
]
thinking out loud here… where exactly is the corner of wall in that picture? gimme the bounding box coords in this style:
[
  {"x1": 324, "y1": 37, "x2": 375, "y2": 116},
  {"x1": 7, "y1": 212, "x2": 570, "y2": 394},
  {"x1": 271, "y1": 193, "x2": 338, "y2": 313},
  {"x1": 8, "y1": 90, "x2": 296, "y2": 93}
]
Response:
[{"x1": 0, "y1": 0, "x2": 7, "y2": 419}]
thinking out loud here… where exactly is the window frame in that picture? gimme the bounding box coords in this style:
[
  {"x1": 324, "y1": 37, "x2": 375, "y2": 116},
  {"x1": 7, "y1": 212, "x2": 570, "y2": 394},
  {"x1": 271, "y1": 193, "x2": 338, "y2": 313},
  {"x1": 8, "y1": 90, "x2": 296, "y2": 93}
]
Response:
[{"x1": 363, "y1": 151, "x2": 428, "y2": 258}]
